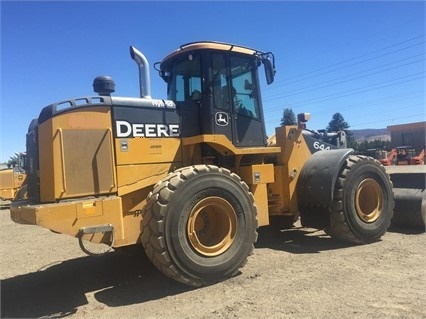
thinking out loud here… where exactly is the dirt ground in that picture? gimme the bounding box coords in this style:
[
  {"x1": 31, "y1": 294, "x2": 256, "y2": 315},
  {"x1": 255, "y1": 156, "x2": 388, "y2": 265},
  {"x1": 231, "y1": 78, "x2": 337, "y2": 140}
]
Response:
[{"x1": 1, "y1": 203, "x2": 425, "y2": 319}]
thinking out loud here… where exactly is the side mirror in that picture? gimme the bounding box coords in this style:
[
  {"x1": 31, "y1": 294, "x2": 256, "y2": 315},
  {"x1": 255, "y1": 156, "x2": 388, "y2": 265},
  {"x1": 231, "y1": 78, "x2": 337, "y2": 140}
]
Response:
[
  {"x1": 263, "y1": 58, "x2": 275, "y2": 85},
  {"x1": 159, "y1": 70, "x2": 171, "y2": 83}
]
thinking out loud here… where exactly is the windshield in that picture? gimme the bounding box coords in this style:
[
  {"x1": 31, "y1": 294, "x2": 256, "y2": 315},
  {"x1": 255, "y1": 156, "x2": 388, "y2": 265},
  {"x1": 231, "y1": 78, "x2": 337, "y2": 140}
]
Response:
[
  {"x1": 167, "y1": 55, "x2": 202, "y2": 102},
  {"x1": 164, "y1": 49, "x2": 264, "y2": 120}
]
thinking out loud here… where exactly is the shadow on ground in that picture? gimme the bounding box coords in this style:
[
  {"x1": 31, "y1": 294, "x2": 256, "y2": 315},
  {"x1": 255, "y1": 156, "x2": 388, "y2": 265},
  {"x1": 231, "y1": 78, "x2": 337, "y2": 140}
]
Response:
[
  {"x1": 2, "y1": 225, "x2": 356, "y2": 318},
  {"x1": 388, "y1": 223, "x2": 425, "y2": 235},
  {"x1": 0, "y1": 202, "x2": 10, "y2": 210},
  {"x1": 2, "y1": 222, "x2": 423, "y2": 318},
  {"x1": 255, "y1": 225, "x2": 354, "y2": 254},
  {"x1": 1, "y1": 246, "x2": 191, "y2": 318}
]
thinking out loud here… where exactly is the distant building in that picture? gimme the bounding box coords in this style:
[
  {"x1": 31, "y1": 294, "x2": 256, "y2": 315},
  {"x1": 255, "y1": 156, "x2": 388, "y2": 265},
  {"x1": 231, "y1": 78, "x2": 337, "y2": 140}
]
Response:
[{"x1": 387, "y1": 121, "x2": 426, "y2": 152}]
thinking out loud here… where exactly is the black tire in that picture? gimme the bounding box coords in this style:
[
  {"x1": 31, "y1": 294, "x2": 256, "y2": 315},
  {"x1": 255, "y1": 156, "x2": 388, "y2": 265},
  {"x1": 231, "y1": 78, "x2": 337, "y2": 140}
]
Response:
[
  {"x1": 327, "y1": 155, "x2": 394, "y2": 244},
  {"x1": 141, "y1": 165, "x2": 258, "y2": 286}
]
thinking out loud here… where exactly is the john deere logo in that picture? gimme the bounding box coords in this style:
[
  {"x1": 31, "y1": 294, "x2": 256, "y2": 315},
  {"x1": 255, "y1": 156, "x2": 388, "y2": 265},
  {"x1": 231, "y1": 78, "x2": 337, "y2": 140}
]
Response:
[
  {"x1": 115, "y1": 120, "x2": 180, "y2": 138},
  {"x1": 215, "y1": 112, "x2": 229, "y2": 126}
]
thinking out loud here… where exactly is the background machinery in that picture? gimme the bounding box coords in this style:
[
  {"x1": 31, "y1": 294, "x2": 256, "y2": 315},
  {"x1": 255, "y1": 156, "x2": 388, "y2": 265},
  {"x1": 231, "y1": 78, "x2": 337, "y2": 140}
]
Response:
[
  {"x1": 410, "y1": 148, "x2": 425, "y2": 165},
  {"x1": 370, "y1": 148, "x2": 397, "y2": 166},
  {"x1": 395, "y1": 146, "x2": 416, "y2": 165},
  {"x1": 369, "y1": 147, "x2": 424, "y2": 166},
  {"x1": 0, "y1": 152, "x2": 27, "y2": 201},
  {"x1": 11, "y1": 42, "x2": 394, "y2": 286}
]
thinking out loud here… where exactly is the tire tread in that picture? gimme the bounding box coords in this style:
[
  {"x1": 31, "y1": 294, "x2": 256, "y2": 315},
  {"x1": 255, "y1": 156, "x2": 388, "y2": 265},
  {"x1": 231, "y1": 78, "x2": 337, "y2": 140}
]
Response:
[
  {"x1": 141, "y1": 165, "x2": 258, "y2": 286},
  {"x1": 327, "y1": 155, "x2": 394, "y2": 244}
]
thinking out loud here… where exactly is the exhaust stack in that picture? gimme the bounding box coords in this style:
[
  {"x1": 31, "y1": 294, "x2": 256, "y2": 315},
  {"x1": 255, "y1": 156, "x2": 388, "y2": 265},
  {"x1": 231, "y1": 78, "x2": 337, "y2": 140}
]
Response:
[{"x1": 130, "y1": 46, "x2": 152, "y2": 99}]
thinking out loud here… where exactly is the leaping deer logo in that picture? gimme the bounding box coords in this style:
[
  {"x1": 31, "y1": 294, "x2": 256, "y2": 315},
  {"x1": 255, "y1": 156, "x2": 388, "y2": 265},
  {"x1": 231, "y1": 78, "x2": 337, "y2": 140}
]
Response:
[{"x1": 216, "y1": 112, "x2": 229, "y2": 126}]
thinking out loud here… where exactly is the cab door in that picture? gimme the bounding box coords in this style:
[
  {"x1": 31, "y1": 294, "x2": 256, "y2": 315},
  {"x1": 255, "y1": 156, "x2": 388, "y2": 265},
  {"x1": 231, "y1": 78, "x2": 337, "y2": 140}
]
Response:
[
  {"x1": 210, "y1": 53, "x2": 234, "y2": 141},
  {"x1": 211, "y1": 53, "x2": 267, "y2": 147},
  {"x1": 228, "y1": 55, "x2": 267, "y2": 147}
]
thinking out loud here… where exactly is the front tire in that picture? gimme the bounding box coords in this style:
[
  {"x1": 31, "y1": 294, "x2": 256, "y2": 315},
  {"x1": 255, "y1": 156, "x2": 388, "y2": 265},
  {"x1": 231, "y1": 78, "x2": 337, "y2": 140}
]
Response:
[
  {"x1": 327, "y1": 155, "x2": 394, "y2": 244},
  {"x1": 141, "y1": 165, "x2": 258, "y2": 286}
]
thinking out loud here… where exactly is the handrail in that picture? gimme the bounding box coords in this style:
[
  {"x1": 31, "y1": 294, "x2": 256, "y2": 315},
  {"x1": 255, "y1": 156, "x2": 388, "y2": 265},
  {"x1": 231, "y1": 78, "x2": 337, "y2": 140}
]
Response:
[
  {"x1": 56, "y1": 128, "x2": 67, "y2": 194},
  {"x1": 182, "y1": 134, "x2": 281, "y2": 156},
  {"x1": 106, "y1": 128, "x2": 117, "y2": 190}
]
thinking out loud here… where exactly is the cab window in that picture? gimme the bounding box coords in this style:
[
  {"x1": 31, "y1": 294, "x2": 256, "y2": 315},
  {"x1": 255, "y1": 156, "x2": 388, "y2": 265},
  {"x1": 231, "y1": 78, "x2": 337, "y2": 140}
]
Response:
[
  {"x1": 212, "y1": 53, "x2": 229, "y2": 111},
  {"x1": 211, "y1": 53, "x2": 260, "y2": 118},
  {"x1": 167, "y1": 55, "x2": 202, "y2": 102},
  {"x1": 230, "y1": 56, "x2": 260, "y2": 119}
]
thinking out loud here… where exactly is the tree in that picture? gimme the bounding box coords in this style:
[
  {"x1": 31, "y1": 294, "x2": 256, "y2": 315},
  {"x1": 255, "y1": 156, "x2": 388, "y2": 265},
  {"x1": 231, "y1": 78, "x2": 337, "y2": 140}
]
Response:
[
  {"x1": 326, "y1": 112, "x2": 356, "y2": 148},
  {"x1": 280, "y1": 108, "x2": 296, "y2": 126},
  {"x1": 326, "y1": 112, "x2": 350, "y2": 132}
]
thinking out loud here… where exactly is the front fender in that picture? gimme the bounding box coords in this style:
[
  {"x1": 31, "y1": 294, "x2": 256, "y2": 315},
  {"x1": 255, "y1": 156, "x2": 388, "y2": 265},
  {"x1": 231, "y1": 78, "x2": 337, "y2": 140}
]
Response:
[{"x1": 297, "y1": 148, "x2": 354, "y2": 228}]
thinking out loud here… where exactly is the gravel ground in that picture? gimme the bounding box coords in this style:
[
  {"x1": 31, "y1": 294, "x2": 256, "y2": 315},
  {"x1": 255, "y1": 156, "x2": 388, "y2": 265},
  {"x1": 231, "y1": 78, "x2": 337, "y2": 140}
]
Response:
[{"x1": 1, "y1": 202, "x2": 425, "y2": 319}]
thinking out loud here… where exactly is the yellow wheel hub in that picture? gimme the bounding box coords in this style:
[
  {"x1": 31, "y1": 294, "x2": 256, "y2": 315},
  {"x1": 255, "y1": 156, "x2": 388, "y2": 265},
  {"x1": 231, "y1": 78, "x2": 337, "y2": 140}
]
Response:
[
  {"x1": 355, "y1": 178, "x2": 383, "y2": 223},
  {"x1": 187, "y1": 196, "x2": 237, "y2": 257}
]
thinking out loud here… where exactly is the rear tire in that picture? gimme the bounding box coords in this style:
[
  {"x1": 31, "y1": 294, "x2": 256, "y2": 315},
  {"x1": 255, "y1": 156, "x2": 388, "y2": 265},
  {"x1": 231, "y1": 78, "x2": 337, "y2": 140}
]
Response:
[
  {"x1": 141, "y1": 165, "x2": 258, "y2": 286},
  {"x1": 327, "y1": 155, "x2": 394, "y2": 244}
]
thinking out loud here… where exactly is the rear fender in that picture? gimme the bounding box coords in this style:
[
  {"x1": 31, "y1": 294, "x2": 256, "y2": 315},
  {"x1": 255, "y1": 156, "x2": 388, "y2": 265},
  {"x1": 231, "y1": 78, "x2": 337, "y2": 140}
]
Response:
[{"x1": 297, "y1": 148, "x2": 354, "y2": 228}]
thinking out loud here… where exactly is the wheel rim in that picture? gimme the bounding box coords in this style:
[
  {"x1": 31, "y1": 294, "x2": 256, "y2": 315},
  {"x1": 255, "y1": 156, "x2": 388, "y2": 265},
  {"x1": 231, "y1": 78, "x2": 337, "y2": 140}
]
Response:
[
  {"x1": 355, "y1": 178, "x2": 383, "y2": 223},
  {"x1": 187, "y1": 196, "x2": 237, "y2": 257}
]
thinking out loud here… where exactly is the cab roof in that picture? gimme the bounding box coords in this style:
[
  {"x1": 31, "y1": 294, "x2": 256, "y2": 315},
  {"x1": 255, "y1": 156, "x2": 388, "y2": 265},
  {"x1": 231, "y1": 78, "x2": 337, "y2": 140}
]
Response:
[{"x1": 161, "y1": 41, "x2": 260, "y2": 63}]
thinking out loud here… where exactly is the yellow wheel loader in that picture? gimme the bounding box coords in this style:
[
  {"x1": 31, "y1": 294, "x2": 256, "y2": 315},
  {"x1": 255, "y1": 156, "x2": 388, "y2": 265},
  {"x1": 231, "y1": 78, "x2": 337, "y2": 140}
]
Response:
[
  {"x1": 11, "y1": 41, "x2": 394, "y2": 286},
  {"x1": 0, "y1": 152, "x2": 27, "y2": 201}
]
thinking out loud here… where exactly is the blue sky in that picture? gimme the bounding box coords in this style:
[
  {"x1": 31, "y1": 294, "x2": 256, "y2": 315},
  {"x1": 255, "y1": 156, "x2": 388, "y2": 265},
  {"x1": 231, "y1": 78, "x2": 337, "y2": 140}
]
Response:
[{"x1": 1, "y1": 1, "x2": 425, "y2": 162}]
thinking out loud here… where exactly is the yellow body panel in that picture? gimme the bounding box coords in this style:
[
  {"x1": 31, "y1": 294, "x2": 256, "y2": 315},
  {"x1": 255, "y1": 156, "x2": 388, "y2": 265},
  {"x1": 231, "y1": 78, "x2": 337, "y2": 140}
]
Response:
[
  {"x1": 0, "y1": 170, "x2": 14, "y2": 189},
  {"x1": 116, "y1": 163, "x2": 178, "y2": 195},
  {"x1": 239, "y1": 164, "x2": 276, "y2": 226},
  {"x1": 115, "y1": 137, "x2": 182, "y2": 195},
  {"x1": 268, "y1": 126, "x2": 312, "y2": 216},
  {"x1": 38, "y1": 107, "x2": 117, "y2": 202},
  {"x1": 249, "y1": 184, "x2": 270, "y2": 226},
  {"x1": 0, "y1": 169, "x2": 26, "y2": 200},
  {"x1": 11, "y1": 196, "x2": 140, "y2": 247},
  {"x1": 0, "y1": 189, "x2": 15, "y2": 201},
  {"x1": 115, "y1": 137, "x2": 182, "y2": 165},
  {"x1": 239, "y1": 164, "x2": 275, "y2": 184}
]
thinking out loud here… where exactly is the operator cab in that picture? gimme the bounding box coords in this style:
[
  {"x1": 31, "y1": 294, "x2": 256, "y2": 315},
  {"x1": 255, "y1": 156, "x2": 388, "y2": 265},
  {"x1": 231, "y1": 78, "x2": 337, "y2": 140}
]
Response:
[{"x1": 158, "y1": 41, "x2": 275, "y2": 147}]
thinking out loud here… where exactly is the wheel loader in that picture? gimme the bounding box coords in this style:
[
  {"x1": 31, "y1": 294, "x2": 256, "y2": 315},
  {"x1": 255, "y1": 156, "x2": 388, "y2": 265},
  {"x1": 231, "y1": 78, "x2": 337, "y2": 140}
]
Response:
[
  {"x1": 0, "y1": 152, "x2": 27, "y2": 201},
  {"x1": 11, "y1": 41, "x2": 394, "y2": 287}
]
